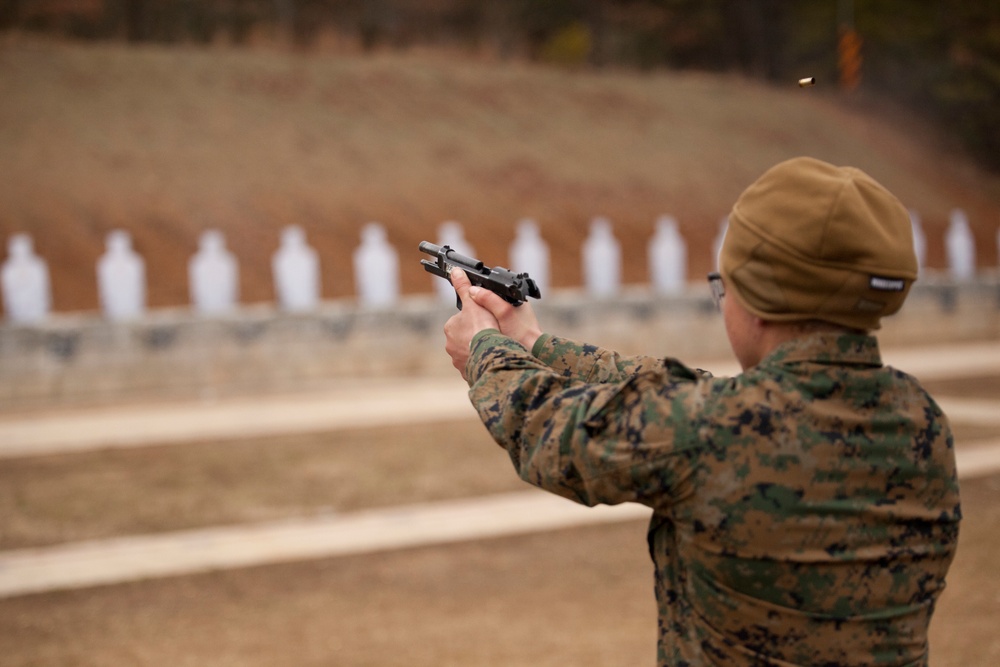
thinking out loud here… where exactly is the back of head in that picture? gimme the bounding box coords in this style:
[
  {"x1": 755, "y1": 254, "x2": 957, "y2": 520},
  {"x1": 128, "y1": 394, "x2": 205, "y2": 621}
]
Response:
[{"x1": 720, "y1": 157, "x2": 917, "y2": 331}]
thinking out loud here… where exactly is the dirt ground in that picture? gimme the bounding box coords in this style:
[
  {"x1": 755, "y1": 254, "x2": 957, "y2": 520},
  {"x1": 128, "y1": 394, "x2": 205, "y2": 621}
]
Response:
[
  {"x1": 0, "y1": 376, "x2": 998, "y2": 666},
  {"x1": 1, "y1": 479, "x2": 996, "y2": 667},
  {"x1": 0, "y1": 420, "x2": 519, "y2": 551}
]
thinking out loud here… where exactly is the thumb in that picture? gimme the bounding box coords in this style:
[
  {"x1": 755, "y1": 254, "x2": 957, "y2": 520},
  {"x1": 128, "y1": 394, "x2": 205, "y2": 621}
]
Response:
[
  {"x1": 449, "y1": 267, "x2": 473, "y2": 305},
  {"x1": 466, "y1": 281, "x2": 508, "y2": 316}
]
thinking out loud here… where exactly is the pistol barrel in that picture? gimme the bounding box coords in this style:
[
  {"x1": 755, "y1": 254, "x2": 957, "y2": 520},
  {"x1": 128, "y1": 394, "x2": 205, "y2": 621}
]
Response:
[
  {"x1": 419, "y1": 242, "x2": 483, "y2": 271},
  {"x1": 418, "y1": 241, "x2": 441, "y2": 256}
]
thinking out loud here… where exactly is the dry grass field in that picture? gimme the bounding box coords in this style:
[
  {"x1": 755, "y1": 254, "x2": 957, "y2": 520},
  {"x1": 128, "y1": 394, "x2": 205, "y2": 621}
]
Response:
[{"x1": 2, "y1": 36, "x2": 1000, "y2": 316}]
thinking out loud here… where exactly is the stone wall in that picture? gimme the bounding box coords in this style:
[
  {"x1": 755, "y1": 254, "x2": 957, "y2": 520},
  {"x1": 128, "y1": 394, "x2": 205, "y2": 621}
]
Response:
[{"x1": 1, "y1": 276, "x2": 998, "y2": 411}]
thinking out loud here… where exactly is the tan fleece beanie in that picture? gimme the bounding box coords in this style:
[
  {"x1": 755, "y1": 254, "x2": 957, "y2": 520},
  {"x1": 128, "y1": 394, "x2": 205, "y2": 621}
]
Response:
[{"x1": 720, "y1": 157, "x2": 917, "y2": 331}]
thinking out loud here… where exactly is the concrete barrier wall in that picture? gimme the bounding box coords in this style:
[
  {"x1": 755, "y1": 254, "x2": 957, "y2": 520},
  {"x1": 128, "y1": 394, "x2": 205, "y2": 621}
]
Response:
[{"x1": 1, "y1": 276, "x2": 998, "y2": 411}]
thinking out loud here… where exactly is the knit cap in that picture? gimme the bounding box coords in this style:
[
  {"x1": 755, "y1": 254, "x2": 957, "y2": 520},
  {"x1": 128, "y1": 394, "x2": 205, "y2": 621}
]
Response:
[{"x1": 720, "y1": 157, "x2": 917, "y2": 330}]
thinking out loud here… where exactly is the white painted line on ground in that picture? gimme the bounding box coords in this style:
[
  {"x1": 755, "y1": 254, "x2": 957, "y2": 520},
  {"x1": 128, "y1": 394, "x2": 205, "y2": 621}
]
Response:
[
  {"x1": 937, "y1": 398, "x2": 1000, "y2": 426},
  {"x1": 0, "y1": 379, "x2": 475, "y2": 459},
  {"x1": 955, "y1": 439, "x2": 1000, "y2": 479},
  {"x1": 0, "y1": 342, "x2": 998, "y2": 460},
  {"x1": 882, "y1": 341, "x2": 1000, "y2": 381},
  {"x1": 0, "y1": 491, "x2": 650, "y2": 599},
  {"x1": 0, "y1": 440, "x2": 997, "y2": 600}
]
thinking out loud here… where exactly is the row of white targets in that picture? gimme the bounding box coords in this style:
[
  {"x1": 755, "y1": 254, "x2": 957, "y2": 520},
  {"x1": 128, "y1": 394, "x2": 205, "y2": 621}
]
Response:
[{"x1": 0, "y1": 209, "x2": 986, "y2": 324}]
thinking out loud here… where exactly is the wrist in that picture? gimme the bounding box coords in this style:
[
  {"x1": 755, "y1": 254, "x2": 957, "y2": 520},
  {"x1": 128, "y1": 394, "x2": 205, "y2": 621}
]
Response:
[{"x1": 519, "y1": 328, "x2": 542, "y2": 352}]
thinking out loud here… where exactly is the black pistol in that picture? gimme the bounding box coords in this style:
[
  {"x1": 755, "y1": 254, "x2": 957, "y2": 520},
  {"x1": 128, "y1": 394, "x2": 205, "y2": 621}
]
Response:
[{"x1": 419, "y1": 241, "x2": 541, "y2": 310}]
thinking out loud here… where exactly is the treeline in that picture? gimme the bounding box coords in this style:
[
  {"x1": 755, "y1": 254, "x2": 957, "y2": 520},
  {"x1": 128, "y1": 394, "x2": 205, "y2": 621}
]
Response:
[{"x1": 3, "y1": 0, "x2": 998, "y2": 170}]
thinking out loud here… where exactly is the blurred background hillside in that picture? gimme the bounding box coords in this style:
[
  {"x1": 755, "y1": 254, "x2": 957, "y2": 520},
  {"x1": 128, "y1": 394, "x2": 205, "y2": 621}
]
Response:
[
  {"x1": 5, "y1": 0, "x2": 997, "y2": 164},
  {"x1": 1, "y1": 0, "x2": 999, "y2": 313}
]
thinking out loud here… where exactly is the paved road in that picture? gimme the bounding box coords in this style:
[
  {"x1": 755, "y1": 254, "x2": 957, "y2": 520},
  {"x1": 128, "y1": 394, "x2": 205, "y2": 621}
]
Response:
[{"x1": 1, "y1": 340, "x2": 998, "y2": 598}]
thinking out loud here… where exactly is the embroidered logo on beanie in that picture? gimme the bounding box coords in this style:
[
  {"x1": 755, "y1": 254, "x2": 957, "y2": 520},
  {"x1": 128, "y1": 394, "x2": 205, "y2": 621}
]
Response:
[{"x1": 869, "y1": 276, "x2": 907, "y2": 292}]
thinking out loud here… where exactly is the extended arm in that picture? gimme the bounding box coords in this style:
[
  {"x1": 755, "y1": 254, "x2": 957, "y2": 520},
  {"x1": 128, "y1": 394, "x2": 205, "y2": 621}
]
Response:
[{"x1": 466, "y1": 329, "x2": 707, "y2": 509}]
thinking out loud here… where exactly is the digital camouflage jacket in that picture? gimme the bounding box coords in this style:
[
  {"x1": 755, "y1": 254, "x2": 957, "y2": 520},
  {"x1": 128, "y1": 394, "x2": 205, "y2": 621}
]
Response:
[{"x1": 465, "y1": 329, "x2": 961, "y2": 667}]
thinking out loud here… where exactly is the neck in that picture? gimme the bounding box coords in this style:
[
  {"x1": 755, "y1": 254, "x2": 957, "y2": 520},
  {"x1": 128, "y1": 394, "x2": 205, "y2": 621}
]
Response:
[{"x1": 750, "y1": 320, "x2": 866, "y2": 368}]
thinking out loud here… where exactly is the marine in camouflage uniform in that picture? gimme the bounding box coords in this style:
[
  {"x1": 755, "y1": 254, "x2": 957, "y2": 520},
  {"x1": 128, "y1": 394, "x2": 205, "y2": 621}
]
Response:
[{"x1": 443, "y1": 157, "x2": 961, "y2": 666}]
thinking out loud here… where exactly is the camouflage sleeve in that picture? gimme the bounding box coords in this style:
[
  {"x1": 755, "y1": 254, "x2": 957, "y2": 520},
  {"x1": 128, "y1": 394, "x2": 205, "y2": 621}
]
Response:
[
  {"x1": 466, "y1": 330, "x2": 711, "y2": 509},
  {"x1": 531, "y1": 333, "x2": 667, "y2": 383}
]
